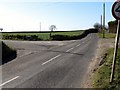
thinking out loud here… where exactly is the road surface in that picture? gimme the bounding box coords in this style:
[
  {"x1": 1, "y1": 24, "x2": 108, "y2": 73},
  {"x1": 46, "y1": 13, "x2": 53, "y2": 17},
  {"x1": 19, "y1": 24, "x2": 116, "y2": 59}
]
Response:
[{"x1": 1, "y1": 33, "x2": 98, "y2": 88}]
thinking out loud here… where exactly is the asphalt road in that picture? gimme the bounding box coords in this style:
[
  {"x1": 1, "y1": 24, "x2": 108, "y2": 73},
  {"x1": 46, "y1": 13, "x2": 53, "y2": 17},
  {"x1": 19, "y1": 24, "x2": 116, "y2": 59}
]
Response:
[{"x1": 1, "y1": 33, "x2": 98, "y2": 88}]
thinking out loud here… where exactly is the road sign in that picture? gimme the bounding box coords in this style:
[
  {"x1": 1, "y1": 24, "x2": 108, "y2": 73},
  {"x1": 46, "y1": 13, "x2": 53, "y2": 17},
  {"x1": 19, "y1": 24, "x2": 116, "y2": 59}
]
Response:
[{"x1": 112, "y1": 1, "x2": 120, "y2": 20}]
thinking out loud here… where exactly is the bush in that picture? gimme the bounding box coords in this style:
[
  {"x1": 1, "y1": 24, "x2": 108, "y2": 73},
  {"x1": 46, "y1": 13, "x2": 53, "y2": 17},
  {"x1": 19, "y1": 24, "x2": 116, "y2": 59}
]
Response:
[
  {"x1": 51, "y1": 29, "x2": 98, "y2": 41},
  {"x1": 52, "y1": 35, "x2": 71, "y2": 40},
  {"x1": 3, "y1": 34, "x2": 42, "y2": 41}
]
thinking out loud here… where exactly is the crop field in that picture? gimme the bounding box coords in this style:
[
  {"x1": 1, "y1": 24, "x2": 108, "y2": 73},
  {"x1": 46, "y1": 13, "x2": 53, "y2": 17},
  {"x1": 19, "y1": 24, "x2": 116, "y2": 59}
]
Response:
[{"x1": 2, "y1": 30, "x2": 83, "y2": 40}]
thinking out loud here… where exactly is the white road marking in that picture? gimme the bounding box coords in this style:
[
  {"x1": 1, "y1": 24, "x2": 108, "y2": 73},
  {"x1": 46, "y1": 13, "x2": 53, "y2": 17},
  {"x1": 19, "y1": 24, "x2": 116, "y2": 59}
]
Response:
[
  {"x1": 66, "y1": 47, "x2": 74, "y2": 52},
  {"x1": 0, "y1": 76, "x2": 19, "y2": 87},
  {"x1": 76, "y1": 44, "x2": 81, "y2": 47},
  {"x1": 42, "y1": 54, "x2": 61, "y2": 65}
]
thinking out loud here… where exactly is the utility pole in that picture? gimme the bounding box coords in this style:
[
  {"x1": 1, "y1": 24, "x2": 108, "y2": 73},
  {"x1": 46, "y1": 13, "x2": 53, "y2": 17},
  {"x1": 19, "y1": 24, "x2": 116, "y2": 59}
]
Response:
[
  {"x1": 103, "y1": 2, "x2": 106, "y2": 38},
  {"x1": 101, "y1": 15, "x2": 103, "y2": 33},
  {"x1": 40, "y1": 22, "x2": 41, "y2": 32}
]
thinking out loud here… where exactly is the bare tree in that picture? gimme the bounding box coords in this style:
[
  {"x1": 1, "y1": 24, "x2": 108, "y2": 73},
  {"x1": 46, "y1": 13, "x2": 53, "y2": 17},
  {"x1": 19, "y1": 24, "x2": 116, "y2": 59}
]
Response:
[{"x1": 49, "y1": 25, "x2": 57, "y2": 38}]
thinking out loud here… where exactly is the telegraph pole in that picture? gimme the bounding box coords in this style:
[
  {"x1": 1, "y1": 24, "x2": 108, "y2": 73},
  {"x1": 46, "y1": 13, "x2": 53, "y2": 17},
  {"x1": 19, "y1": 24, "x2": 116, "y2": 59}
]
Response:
[
  {"x1": 101, "y1": 15, "x2": 103, "y2": 33},
  {"x1": 103, "y1": 2, "x2": 106, "y2": 38},
  {"x1": 40, "y1": 22, "x2": 41, "y2": 32}
]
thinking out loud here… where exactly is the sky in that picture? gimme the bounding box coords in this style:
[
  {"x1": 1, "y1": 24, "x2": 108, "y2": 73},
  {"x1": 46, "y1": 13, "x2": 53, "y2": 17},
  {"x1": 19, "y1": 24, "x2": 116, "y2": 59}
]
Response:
[{"x1": 0, "y1": 1, "x2": 116, "y2": 32}]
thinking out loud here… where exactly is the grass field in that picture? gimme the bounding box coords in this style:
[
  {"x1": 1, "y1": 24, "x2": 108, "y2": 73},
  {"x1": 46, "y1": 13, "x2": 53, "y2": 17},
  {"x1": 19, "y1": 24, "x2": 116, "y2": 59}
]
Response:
[
  {"x1": 93, "y1": 48, "x2": 120, "y2": 89},
  {"x1": 3, "y1": 30, "x2": 83, "y2": 40}
]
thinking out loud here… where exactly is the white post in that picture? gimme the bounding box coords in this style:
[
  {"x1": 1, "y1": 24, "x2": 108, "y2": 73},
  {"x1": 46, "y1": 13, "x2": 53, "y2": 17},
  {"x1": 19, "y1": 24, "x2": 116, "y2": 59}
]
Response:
[
  {"x1": 110, "y1": 20, "x2": 120, "y2": 83},
  {"x1": 0, "y1": 28, "x2": 3, "y2": 89},
  {"x1": 0, "y1": 28, "x2": 3, "y2": 40}
]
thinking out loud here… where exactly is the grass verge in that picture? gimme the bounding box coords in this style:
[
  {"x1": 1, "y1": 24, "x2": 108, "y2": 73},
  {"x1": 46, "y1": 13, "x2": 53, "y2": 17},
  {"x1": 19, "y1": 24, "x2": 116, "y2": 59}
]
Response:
[
  {"x1": 93, "y1": 48, "x2": 120, "y2": 89},
  {"x1": 2, "y1": 41, "x2": 17, "y2": 64},
  {"x1": 98, "y1": 33, "x2": 116, "y2": 38}
]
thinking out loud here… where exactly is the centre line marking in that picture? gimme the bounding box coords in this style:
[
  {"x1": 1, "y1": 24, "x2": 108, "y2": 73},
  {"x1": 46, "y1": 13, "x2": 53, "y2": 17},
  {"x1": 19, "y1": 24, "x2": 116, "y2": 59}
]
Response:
[
  {"x1": 76, "y1": 44, "x2": 81, "y2": 47},
  {"x1": 66, "y1": 47, "x2": 74, "y2": 52},
  {"x1": 0, "y1": 76, "x2": 19, "y2": 87},
  {"x1": 42, "y1": 54, "x2": 61, "y2": 65}
]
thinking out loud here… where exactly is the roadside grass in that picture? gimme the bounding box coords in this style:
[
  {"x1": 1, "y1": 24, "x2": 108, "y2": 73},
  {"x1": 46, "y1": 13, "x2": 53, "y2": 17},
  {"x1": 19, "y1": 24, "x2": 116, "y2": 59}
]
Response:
[
  {"x1": 3, "y1": 30, "x2": 83, "y2": 40},
  {"x1": 98, "y1": 33, "x2": 116, "y2": 38},
  {"x1": 93, "y1": 48, "x2": 120, "y2": 89}
]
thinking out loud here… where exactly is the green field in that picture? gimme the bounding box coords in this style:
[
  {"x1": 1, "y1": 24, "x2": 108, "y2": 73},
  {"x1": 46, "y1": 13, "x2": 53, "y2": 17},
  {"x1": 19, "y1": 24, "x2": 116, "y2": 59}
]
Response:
[
  {"x1": 93, "y1": 48, "x2": 120, "y2": 89},
  {"x1": 3, "y1": 30, "x2": 83, "y2": 40}
]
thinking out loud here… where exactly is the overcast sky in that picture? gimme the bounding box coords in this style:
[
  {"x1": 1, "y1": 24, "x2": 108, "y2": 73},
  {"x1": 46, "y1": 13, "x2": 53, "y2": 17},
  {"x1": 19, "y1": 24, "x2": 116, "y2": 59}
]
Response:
[{"x1": 0, "y1": 1, "x2": 115, "y2": 32}]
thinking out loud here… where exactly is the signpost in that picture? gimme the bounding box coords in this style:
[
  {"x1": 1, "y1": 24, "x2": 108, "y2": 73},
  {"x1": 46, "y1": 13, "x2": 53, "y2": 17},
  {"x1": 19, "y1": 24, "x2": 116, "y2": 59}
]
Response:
[
  {"x1": 110, "y1": 0, "x2": 120, "y2": 83},
  {"x1": 0, "y1": 28, "x2": 3, "y2": 89},
  {"x1": 0, "y1": 28, "x2": 3, "y2": 40}
]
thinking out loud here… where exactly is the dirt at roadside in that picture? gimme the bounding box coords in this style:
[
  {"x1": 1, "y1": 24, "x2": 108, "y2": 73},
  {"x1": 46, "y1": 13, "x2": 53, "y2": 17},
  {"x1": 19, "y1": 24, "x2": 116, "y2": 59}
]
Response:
[{"x1": 81, "y1": 38, "x2": 118, "y2": 88}]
